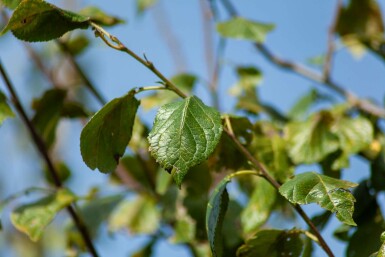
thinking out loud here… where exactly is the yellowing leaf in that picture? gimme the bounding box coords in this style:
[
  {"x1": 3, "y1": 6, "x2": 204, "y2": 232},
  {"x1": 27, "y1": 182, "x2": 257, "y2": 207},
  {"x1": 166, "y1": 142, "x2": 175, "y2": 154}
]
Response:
[{"x1": 10, "y1": 189, "x2": 76, "y2": 241}]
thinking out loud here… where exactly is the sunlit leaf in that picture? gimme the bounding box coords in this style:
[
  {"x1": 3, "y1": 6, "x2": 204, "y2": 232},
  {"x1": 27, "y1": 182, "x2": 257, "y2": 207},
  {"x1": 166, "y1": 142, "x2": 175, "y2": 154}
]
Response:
[
  {"x1": 0, "y1": 90, "x2": 15, "y2": 126},
  {"x1": 241, "y1": 177, "x2": 276, "y2": 234},
  {"x1": 206, "y1": 175, "x2": 231, "y2": 257},
  {"x1": 236, "y1": 229, "x2": 304, "y2": 257},
  {"x1": 136, "y1": 0, "x2": 157, "y2": 14},
  {"x1": 229, "y1": 66, "x2": 262, "y2": 96},
  {"x1": 148, "y1": 95, "x2": 222, "y2": 186},
  {"x1": 171, "y1": 214, "x2": 196, "y2": 243},
  {"x1": 286, "y1": 111, "x2": 339, "y2": 164},
  {"x1": 1, "y1": 0, "x2": 90, "y2": 42},
  {"x1": 79, "y1": 6, "x2": 124, "y2": 27},
  {"x1": 80, "y1": 92, "x2": 139, "y2": 173},
  {"x1": 217, "y1": 17, "x2": 274, "y2": 42},
  {"x1": 279, "y1": 172, "x2": 358, "y2": 226},
  {"x1": 109, "y1": 195, "x2": 160, "y2": 235},
  {"x1": 10, "y1": 189, "x2": 76, "y2": 241}
]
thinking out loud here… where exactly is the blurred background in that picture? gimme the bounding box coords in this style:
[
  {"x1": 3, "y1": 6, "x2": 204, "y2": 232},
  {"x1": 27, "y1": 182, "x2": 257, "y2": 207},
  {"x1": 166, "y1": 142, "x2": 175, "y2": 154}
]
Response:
[{"x1": 1, "y1": 0, "x2": 385, "y2": 256}]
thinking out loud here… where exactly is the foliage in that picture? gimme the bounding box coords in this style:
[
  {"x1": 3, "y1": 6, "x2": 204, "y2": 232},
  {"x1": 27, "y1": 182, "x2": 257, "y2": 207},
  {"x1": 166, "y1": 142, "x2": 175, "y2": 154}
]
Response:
[{"x1": 0, "y1": 0, "x2": 384, "y2": 257}]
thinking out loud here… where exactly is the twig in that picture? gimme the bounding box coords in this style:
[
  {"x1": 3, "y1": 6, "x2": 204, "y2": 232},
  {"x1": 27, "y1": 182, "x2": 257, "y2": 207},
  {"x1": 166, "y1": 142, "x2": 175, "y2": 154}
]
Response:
[
  {"x1": 323, "y1": 0, "x2": 343, "y2": 81},
  {"x1": 152, "y1": 2, "x2": 187, "y2": 72},
  {"x1": 255, "y1": 43, "x2": 385, "y2": 118},
  {"x1": 57, "y1": 40, "x2": 107, "y2": 105},
  {"x1": 0, "y1": 61, "x2": 100, "y2": 257},
  {"x1": 90, "y1": 22, "x2": 187, "y2": 99}
]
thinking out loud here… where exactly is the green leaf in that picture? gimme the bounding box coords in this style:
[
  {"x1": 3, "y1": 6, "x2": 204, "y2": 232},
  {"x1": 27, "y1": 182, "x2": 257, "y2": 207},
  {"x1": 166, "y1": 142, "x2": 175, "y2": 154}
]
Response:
[
  {"x1": 109, "y1": 195, "x2": 160, "y2": 234},
  {"x1": 0, "y1": 90, "x2": 15, "y2": 126},
  {"x1": 236, "y1": 229, "x2": 304, "y2": 257},
  {"x1": 171, "y1": 214, "x2": 196, "y2": 243},
  {"x1": 216, "y1": 17, "x2": 274, "y2": 43},
  {"x1": 241, "y1": 177, "x2": 276, "y2": 234},
  {"x1": 148, "y1": 95, "x2": 222, "y2": 186},
  {"x1": 1, "y1": 0, "x2": 90, "y2": 42},
  {"x1": 136, "y1": 0, "x2": 157, "y2": 14},
  {"x1": 279, "y1": 172, "x2": 358, "y2": 226},
  {"x1": 43, "y1": 162, "x2": 71, "y2": 185},
  {"x1": 229, "y1": 66, "x2": 262, "y2": 96},
  {"x1": 79, "y1": 6, "x2": 124, "y2": 27},
  {"x1": 333, "y1": 116, "x2": 373, "y2": 154},
  {"x1": 10, "y1": 188, "x2": 76, "y2": 242},
  {"x1": 287, "y1": 89, "x2": 330, "y2": 120},
  {"x1": 64, "y1": 35, "x2": 90, "y2": 56},
  {"x1": 286, "y1": 111, "x2": 339, "y2": 164},
  {"x1": 206, "y1": 175, "x2": 231, "y2": 257},
  {"x1": 1, "y1": 0, "x2": 21, "y2": 9},
  {"x1": 80, "y1": 92, "x2": 139, "y2": 173},
  {"x1": 31, "y1": 89, "x2": 67, "y2": 147}
]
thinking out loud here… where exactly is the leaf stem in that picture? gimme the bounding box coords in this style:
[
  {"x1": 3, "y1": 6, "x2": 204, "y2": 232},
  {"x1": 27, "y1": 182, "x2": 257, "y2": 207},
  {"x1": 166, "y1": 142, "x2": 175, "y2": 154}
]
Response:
[
  {"x1": 90, "y1": 22, "x2": 187, "y2": 99},
  {"x1": 0, "y1": 61, "x2": 100, "y2": 257},
  {"x1": 133, "y1": 85, "x2": 171, "y2": 94}
]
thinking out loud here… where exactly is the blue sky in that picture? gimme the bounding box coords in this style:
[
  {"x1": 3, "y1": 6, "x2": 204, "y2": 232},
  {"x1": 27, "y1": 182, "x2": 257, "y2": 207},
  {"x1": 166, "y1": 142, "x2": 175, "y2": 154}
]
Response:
[{"x1": 1, "y1": 0, "x2": 385, "y2": 256}]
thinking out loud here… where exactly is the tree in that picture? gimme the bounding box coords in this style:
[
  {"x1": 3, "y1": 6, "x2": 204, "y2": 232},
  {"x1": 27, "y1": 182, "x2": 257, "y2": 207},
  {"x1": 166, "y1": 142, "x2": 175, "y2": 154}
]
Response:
[{"x1": 0, "y1": 0, "x2": 385, "y2": 256}]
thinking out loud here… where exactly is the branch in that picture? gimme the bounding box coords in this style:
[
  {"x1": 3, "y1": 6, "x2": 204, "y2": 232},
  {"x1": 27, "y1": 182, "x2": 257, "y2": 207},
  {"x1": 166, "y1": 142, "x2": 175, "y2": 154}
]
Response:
[
  {"x1": 323, "y1": 0, "x2": 343, "y2": 80},
  {"x1": 0, "y1": 61, "x2": 100, "y2": 257},
  {"x1": 255, "y1": 43, "x2": 385, "y2": 118},
  {"x1": 90, "y1": 22, "x2": 187, "y2": 99},
  {"x1": 56, "y1": 40, "x2": 107, "y2": 105}
]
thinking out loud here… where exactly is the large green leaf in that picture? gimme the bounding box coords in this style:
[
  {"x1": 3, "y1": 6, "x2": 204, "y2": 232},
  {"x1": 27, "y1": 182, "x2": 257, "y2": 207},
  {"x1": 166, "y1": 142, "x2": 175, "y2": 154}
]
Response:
[
  {"x1": 80, "y1": 92, "x2": 139, "y2": 173},
  {"x1": 1, "y1": 0, "x2": 90, "y2": 42},
  {"x1": 241, "y1": 177, "x2": 276, "y2": 235},
  {"x1": 10, "y1": 189, "x2": 76, "y2": 241},
  {"x1": 236, "y1": 229, "x2": 304, "y2": 257},
  {"x1": 109, "y1": 195, "x2": 160, "y2": 235},
  {"x1": 148, "y1": 95, "x2": 222, "y2": 186},
  {"x1": 216, "y1": 17, "x2": 274, "y2": 43},
  {"x1": 206, "y1": 175, "x2": 231, "y2": 257},
  {"x1": 279, "y1": 172, "x2": 358, "y2": 226},
  {"x1": 0, "y1": 90, "x2": 15, "y2": 126},
  {"x1": 286, "y1": 111, "x2": 339, "y2": 164}
]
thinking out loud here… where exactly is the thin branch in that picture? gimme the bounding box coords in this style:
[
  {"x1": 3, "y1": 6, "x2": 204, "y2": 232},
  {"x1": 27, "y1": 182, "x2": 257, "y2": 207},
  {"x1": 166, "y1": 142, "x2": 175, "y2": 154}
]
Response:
[
  {"x1": 57, "y1": 40, "x2": 107, "y2": 105},
  {"x1": 0, "y1": 61, "x2": 100, "y2": 257},
  {"x1": 323, "y1": 0, "x2": 343, "y2": 81},
  {"x1": 255, "y1": 43, "x2": 385, "y2": 118},
  {"x1": 90, "y1": 22, "x2": 187, "y2": 99},
  {"x1": 152, "y1": 2, "x2": 187, "y2": 72}
]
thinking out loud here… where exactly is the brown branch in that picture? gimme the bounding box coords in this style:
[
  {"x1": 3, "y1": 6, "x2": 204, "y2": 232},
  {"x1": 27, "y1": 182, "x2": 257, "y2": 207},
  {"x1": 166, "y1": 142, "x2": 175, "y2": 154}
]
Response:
[
  {"x1": 255, "y1": 43, "x2": 385, "y2": 118},
  {"x1": 56, "y1": 40, "x2": 107, "y2": 106},
  {"x1": 323, "y1": 0, "x2": 343, "y2": 81},
  {"x1": 152, "y1": 2, "x2": 188, "y2": 73},
  {"x1": 0, "y1": 61, "x2": 100, "y2": 257}
]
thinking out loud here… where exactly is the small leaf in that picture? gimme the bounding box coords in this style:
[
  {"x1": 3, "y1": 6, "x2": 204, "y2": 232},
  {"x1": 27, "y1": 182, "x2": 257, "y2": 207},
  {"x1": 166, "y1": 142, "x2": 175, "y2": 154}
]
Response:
[
  {"x1": 206, "y1": 175, "x2": 231, "y2": 257},
  {"x1": 148, "y1": 95, "x2": 222, "y2": 186},
  {"x1": 279, "y1": 172, "x2": 358, "y2": 226},
  {"x1": 0, "y1": 90, "x2": 15, "y2": 126},
  {"x1": 1, "y1": 0, "x2": 90, "y2": 42},
  {"x1": 1, "y1": 0, "x2": 21, "y2": 9},
  {"x1": 136, "y1": 0, "x2": 157, "y2": 14},
  {"x1": 217, "y1": 17, "x2": 274, "y2": 43},
  {"x1": 64, "y1": 35, "x2": 90, "y2": 56},
  {"x1": 229, "y1": 66, "x2": 262, "y2": 96},
  {"x1": 286, "y1": 111, "x2": 339, "y2": 164},
  {"x1": 80, "y1": 92, "x2": 139, "y2": 173},
  {"x1": 241, "y1": 177, "x2": 276, "y2": 234},
  {"x1": 287, "y1": 89, "x2": 331, "y2": 120},
  {"x1": 79, "y1": 6, "x2": 124, "y2": 27},
  {"x1": 109, "y1": 195, "x2": 160, "y2": 235},
  {"x1": 236, "y1": 229, "x2": 304, "y2": 257},
  {"x1": 171, "y1": 214, "x2": 196, "y2": 243},
  {"x1": 10, "y1": 189, "x2": 76, "y2": 241}
]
